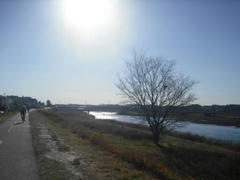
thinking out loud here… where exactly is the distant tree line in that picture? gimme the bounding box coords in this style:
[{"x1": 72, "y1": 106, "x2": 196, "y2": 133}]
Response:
[
  {"x1": 121, "y1": 104, "x2": 240, "y2": 115},
  {"x1": 55, "y1": 103, "x2": 240, "y2": 116},
  {"x1": 80, "y1": 104, "x2": 240, "y2": 116},
  {"x1": 56, "y1": 104, "x2": 240, "y2": 114},
  {"x1": 0, "y1": 95, "x2": 44, "y2": 112},
  {"x1": 167, "y1": 104, "x2": 240, "y2": 116}
]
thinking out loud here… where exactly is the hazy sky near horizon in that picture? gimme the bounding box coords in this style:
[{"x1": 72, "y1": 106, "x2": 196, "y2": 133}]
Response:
[{"x1": 0, "y1": 0, "x2": 240, "y2": 105}]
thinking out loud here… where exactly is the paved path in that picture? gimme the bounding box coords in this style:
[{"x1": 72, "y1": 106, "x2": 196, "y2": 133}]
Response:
[{"x1": 0, "y1": 112, "x2": 40, "y2": 180}]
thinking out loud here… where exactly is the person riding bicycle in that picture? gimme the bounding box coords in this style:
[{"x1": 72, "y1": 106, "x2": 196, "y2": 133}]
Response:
[{"x1": 20, "y1": 106, "x2": 27, "y2": 122}]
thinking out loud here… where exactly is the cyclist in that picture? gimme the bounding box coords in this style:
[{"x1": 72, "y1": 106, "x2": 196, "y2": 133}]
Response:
[{"x1": 20, "y1": 106, "x2": 27, "y2": 122}]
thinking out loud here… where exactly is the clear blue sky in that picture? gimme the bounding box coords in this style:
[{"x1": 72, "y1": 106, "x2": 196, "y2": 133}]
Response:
[{"x1": 0, "y1": 0, "x2": 240, "y2": 105}]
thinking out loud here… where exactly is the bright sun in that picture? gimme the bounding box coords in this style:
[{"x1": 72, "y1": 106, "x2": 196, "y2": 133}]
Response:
[{"x1": 60, "y1": 0, "x2": 117, "y2": 34}]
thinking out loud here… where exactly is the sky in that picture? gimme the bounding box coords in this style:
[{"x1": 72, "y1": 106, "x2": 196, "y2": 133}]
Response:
[{"x1": 0, "y1": 0, "x2": 240, "y2": 105}]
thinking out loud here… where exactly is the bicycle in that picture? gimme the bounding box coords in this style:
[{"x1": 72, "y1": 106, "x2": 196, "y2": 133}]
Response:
[{"x1": 20, "y1": 112, "x2": 26, "y2": 122}]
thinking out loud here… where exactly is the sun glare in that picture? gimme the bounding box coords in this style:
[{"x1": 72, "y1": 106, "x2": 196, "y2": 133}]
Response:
[{"x1": 61, "y1": 0, "x2": 117, "y2": 35}]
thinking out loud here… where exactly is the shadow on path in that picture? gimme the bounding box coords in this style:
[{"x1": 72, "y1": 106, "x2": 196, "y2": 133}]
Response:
[{"x1": 14, "y1": 121, "x2": 24, "y2": 126}]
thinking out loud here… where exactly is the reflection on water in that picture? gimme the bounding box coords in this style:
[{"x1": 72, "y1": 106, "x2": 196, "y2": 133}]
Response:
[
  {"x1": 89, "y1": 111, "x2": 240, "y2": 143},
  {"x1": 89, "y1": 111, "x2": 147, "y2": 125}
]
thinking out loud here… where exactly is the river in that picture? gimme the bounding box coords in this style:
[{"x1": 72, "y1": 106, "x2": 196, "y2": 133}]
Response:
[{"x1": 89, "y1": 111, "x2": 240, "y2": 143}]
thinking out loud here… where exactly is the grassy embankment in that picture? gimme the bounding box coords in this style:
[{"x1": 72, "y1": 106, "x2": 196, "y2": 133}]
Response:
[
  {"x1": 0, "y1": 112, "x2": 17, "y2": 123},
  {"x1": 30, "y1": 112, "x2": 76, "y2": 180},
  {"x1": 30, "y1": 110, "x2": 160, "y2": 180},
  {"x1": 33, "y1": 109, "x2": 240, "y2": 180}
]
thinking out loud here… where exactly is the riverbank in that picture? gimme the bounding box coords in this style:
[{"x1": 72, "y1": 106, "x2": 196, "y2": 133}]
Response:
[
  {"x1": 31, "y1": 109, "x2": 240, "y2": 180},
  {"x1": 90, "y1": 111, "x2": 240, "y2": 142}
]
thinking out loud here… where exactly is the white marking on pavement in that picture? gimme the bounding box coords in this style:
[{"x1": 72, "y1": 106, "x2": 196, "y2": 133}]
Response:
[
  {"x1": 8, "y1": 126, "x2": 14, "y2": 133},
  {"x1": 0, "y1": 140, "x2": 3, "y2": 145}
]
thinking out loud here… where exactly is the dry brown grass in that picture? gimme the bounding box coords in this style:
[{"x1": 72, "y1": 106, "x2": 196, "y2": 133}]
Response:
[
  {"x1": 37, "y1": 109, "x2": 240, "y2": 180},
  {"x1": 32, "y1": 110, "x2": 160, "y2": 180}
]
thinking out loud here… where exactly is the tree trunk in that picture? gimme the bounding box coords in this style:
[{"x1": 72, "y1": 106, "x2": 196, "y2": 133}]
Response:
[{"x1": 152, "y1": 130, "x2": 160, "y2": 144}]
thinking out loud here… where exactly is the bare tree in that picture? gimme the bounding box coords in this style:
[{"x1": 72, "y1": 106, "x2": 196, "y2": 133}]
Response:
[{"x1": 116, "y1": 53, "x2": 196, "y2": 144}]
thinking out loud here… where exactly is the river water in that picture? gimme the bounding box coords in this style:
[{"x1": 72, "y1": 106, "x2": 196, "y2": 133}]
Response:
[{"x1": 89, "y1": 111, "x2": 240, "y2": 143}]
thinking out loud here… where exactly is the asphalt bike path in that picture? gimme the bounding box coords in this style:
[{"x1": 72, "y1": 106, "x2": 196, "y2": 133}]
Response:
[{"x1": 0, "y1": 112, "x2": 40, "y2": 180}]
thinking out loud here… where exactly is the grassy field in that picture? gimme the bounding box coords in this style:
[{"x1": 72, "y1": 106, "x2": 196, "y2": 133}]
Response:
[{"x1": 32, "y1": 109, "x2": 240, "y2": 180}]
